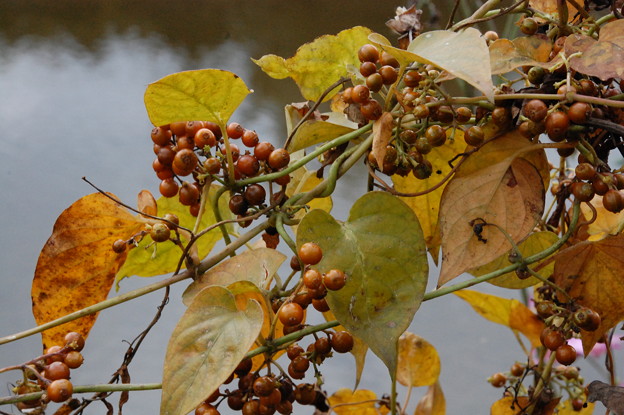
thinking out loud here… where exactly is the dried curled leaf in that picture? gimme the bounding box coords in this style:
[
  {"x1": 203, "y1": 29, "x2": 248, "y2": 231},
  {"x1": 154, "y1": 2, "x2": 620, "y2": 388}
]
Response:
[
  {"x1": 587, "y1": 381, "x2": 624, "y2": 414},
  {"x1": 253, "y1": 26, "x2": 372, "y2": 102},
  {"x1": 489, "y1": 36, "x2": 554, "y2": 75},
  {"x1": 32, "y1": 193, "x2": 143, "y2": 349},
  {"x1": 371, "y1": 112, "x2": 394, "y2": 168}
]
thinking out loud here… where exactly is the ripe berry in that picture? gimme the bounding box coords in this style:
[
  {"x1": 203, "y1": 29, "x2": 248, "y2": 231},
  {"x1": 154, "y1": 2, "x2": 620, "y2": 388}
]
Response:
[
  {"x1": 425, "y1": 125, "x2": 446, "y2": 147},
  {"x1": 403, "y1": 70, "x2": 422, "y2": 87},
  {"x1": 571, "y1": 398, "x2": 584, "y2": 411},
  {"x1": 268, "y1": 148, "x2": 290, "y2": 170},
  {"x1": 379, "y1": 65, "x2": 398, "y2": 85},
  {"x1": 399, "y1": 129, "x2": 418, "y2": 145},
  {"x1": 523, "y1": 99, "x2": 548, "y2": 122},
  {"x1": 555, "y1": 344, "x2": 577, "y2": 365},
  {"x1": 177, "y1": 135, "x2": 195, "y2": 150},
  {"x1": 540, "y1": 327, "x2": 566, "y2": 351},
  {"x1": 46, "y1": 379, "x2": 73, "y2": 403},
  {"x1": 298, "y1": 242, "x2": 323, "y2": 265},
  {"x1": 359, "y1": 61, "x2": 378, "y2": 77},
  {"x1": 434, "y1": 106, "x2": 454, "y2": 124},
  {"x1": 510, "y1": 363, "x2": 524, "y2": 377},
  {"x1": 520, "y1": 17, "x2": 538, "y2": 35},
  {"x1": 227, "y1": 122, "x2": 245, "y2": 139},
  {"x1": 159, "y1": 179, "x2": 179, "y2": 198},
  {"x1": 351, "y1": 85, "x2": 371, "y2": 104},
  {"x1": 287, "y1": 344, "x2": 304, "y2": 360},
  {"x1": 489, "y1": 373, "x2": 507, "y2": 388},
  {"x1": 312, "y1": 298, "x2": 330, "y2": 312},
  {"x1": 237, "y1": 154, "x2": 261, "y2": 177},
  {"x1": 331, "y1": 331, "x2": 354, "y2": 353},
  {"x1": 220, "y1": 143, "x2": 240, "y2": 161},
  {"x1": 64, "y1": 351, "x2": 84, "y2": 369},
  {"x1": 242, "y1": 130, "x2": 260, "y2": 148},
  {"x1": 568, "y1": 102, "x2": 591, "y2": 124},
  {"x1": 413, "y1": 160, "x2": 433, "y2": 179},
  {"x1": 244, "y1": 184, "x2": 266, "y2": 206},
  {"x1": 45, "y1": 345, "x2": 65, "y2": 364},
  {"x1": 570, "y1": 182, "x2": 595, "y2": 202},
  {"x1": 242, "y1": 400, "x2": 260, "y2": 415},
  {"x1": 360, "y1": 99, "x2": 383, "y2": 120},
  {"x1": 276, "y1": 401, "x2": 293, "y2": 415},
  {"x1": 179, "y1": 182, "x2": 200, "y2": 206},
  {"x1": 294, "y1": 384, "x2": 316, "y2": 405},
  {"x1": 527, "y1": 66, "x2": 545, "y2": 85},
  {"x1": 314, "y1": 337, "x2": 332, "y2": 355},
  {"x1": 64, "y1": 332, "x2": 85, "y2": 352},
  {"x1": 195, "y1": 402, "x2": 220, "y2": 415},
  {"x1": 278, "y1": 303, "x2": 304, "y2": 327},
  {"x1": 575, "y1": 163, "x2": 597, "y2": 181},
  {"x1": 573, "y1": 308, "x2": 601, "y2": 331},
  {"x1": 150, "y1": 222, "x2": 171, "y2": 242},
  {"x1": 545, "y1": 111, "x2": 570, "y2": 141},
  {"x1": 483, "y1": 31, "x2": 499, "y2": 43},
  {"x1": 592, "y1": 176, "x2": 610, "y2": 195},
  {"x1": 379, "y1": 52, "x2": 399, "y2": 68},
  {"x1": 288, "y1": 363, "x2": 306, "y2": 380},
  {"x1": 157, "y1": 146, "x2": 176, "y2": 166},
  {"x1": 44, "y1": 361, "x2": 70, "y2": 381},
  {"x1": 253, "y1": 376, "x2": 275, "y2": 397},
  {"x1": 366, "y1": 73, "x2": 383, "y2": 92},
  {"x1": 603, "y1": 189, "x2": 624, "y2": 213},
  {"x1": 194, "y1": 128, "x2": 217, "y2": 149},
  {"x1": 229, "y1": 194, "x2": 248, "y2": 215},
  {"x1": 455, "y1": 106, "x2": 472, "y2": 123},
  {"x1": 465, "y1": 126, "x2": 485, "y2": 146},
  {"x1": 358, "y1": 44, "x2": 379, "y2": 63},
  {"x1": 322, "y1": 269, "x2": 347, "y2": 291},
  {"x1": 204, "y1": 158, "x2": 221, "y2": 175},
  {"x1": 303, "y1": 269, "x2": 323, "y2": 290},
  {"x1": 291, "y1": 355, "x2": 310, "y2": 373},
  {"x1": 112, "y1": 239, "x2": 126, "y2": 253},
  {"x1": 536, "y1": 301, "x2": 557, "y2": 318},
  {"x1": 227, "y1": 391, "x2": 245, "y2": 411},
  {"x1": 172, "y1": 149, "x2": 199, "y2": 176},
  {"x1": 491, "y1": 106, "x2": 511, "y2": 126},
  {"x1": 151, "y1": 126, "x2": 172, "y2": 146},
  {"x1": 170, "y1": 121, "x2": 187, "y2": 137}
]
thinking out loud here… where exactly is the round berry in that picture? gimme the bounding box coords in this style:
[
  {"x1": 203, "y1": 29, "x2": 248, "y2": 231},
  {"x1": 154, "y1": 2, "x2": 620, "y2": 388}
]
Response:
[
  {"x1": 425, "y1": 125, "x2": 446, "y2": 147},
  {"x1": 298, "y1": 242, "x2": 323, "y2": 265},
  {"x1": 227, "y1": 122, "x2": 245, "y2": 139},
  {"x1": 603, "y1": 189, "x2": 624, "y2": 213},
  {"x1": 157, "y1": 146, "x2": 176, "y2": 166},
  {"x1": 44, "y1": 361, "x2": 70, "y2": 381},
  {"x1": 351, "y1": 85, "x2": 371, "y2": 104},
  {"x1": 229, "y1": 194, "x2": 248, "y2": 216},
  {"x1": 379, "y1": 65, "x2": 398, "y2": 85},
  {"x1": 366, "y1": 73, "x2": 383, "y2": 92},
  {"x1": 47, "y1": 379, "x2": 73, "y2": 403},
  {"x1": 465, "y1": 126, "x2": 485, "y2": 146},
  {"x1": 237, "y1": 154, "x2": 261, "y2": 177},
  {"x1": 268, "y1": 148, "x2": 290, "y2": 170},
  {"x1": 291, "y1": 355, "x2": 310, "y2": 373},
  {"x1": 358, "y1": 44, "x2": 379, "y2": 63},
  {"x1": 303, "y1": 269, "x2": 323, "y2": 290},
  {"x1": 555, "y1": 344, "x2": 577, "y2": 365},
  {"x1": 570, "y1": 182, "x2": 595, "y2": 202},
  {"x1": 360, "y1": 99, "x2": 383, "y2": 120},
  {"x1": 242, "y1": 130, "x2": 260, "y2": 148},
  {"x1": 179, "y1": 182, "x2": 200, "y2": 206},
  {"x1": 545, "y1": 111, "x2": 569, "y2": 141},
  {"x1": 523, "y1": 99, "x2": 548, "y2": 122},
  {"x1": 314, "y1": 337, "x2": 332, "y2": 355},
  {"x1": 573, "y1": 307, "x2": 601, "y2": 331},
  {"x1": 172, "y1": 149, "x2": 199, "y2": 177},
  {"x1": 332, "y1": 331, "x2": 354, "y2": 353},
  {"x1": 112, "y1": 239, "x2": 126, "y2": 253},
  {"x1": 194, "y1": 128, "x2": 217, "y2": 149},
  {"x1": 150, "y1": 222, "x2": 171, "y2": 243},
  {"x1": 540, "y1": 327, "x2": 565, "y2": 351},
  {"x1": 403, "y1": 70, "x2": 422, "y2": 87},
  {"x1": 312, "y1": 298, "x2": 330, "y2": 312},
  {"x1": 253, "y1": 376, "x2": 275, "y2": 397},
  {"x1": 575, "y1": 163, "x2": 597, "y2": 181},
  {"x1": 64, "y1": 332, "x2": 85, "y2": 352},
  {"x1": 160, "y1": 179, "x2": 179, "y2": 198},
  {"x1": 170, "y1": 121, "x2": 187, "y2": 137},
  {"x1": 195, "y1": 402, "x2": 220, "y2": 415},
  {"x1": 151, "y1": 126, "x2": 172, "y2": 146},
  {"x1": 244, "y1": 184, "x2": 266, "y2": 206},
  {"x1": 379, "y1": 52, "x2": 399, "y2": 68},
  {"x1": 323, "y1": 269, "x2": 347, "y2": 291},
  {"x1": 455, "y1": 106, "x2": 472, "y2": 123},
  {"x1": 63, "y1": 351, "x2": 84, "y2": 369},
  {"x1": 520, "y1": 17, "x2": 538, "y2": 35},
  {"x1": 568, "y1": 102, "x2": 591, "y2": 124},
  {"x1": 278, "y1": 303, "x2": 304, "y2": 327},
  {"x1": 489, "y1": 373, "x2": 507, "y2": 388},
  {"x1": 359, "y1": 61, "x2": 377, "y2": 77},
  {"x1": 45, "y1": 345, "x2": 65, "y2": 364}
]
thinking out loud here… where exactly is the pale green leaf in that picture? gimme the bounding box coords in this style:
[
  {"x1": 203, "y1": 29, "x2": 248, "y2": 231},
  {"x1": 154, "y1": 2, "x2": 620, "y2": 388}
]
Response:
[
  {"x1": 160, "y1": 285, "x2": 263, "y2": 415},
  {"x1": 297, "y1": 191, "x2": 428, "y2": 379},
  {"x1": 144, "y1": 69, "x2": 251, "y2": 127}
]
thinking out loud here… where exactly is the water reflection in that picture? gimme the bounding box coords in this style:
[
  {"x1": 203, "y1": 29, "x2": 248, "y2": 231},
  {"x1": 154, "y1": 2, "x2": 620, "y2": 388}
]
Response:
[{"x1": 1, "y1": 2, "x2": 604, "y2": 415}]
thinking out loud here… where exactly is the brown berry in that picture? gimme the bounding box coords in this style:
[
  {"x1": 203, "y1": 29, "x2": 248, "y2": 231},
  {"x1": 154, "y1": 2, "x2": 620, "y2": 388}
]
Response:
[{"x1": 46, "y1": 379, "x2": 73, "y2": 403}]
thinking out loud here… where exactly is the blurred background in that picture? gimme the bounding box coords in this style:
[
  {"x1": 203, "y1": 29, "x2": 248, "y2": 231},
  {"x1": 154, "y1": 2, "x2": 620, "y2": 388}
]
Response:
[{"x1": 0, "y1": 1, "x2": 616, "y2": 414}]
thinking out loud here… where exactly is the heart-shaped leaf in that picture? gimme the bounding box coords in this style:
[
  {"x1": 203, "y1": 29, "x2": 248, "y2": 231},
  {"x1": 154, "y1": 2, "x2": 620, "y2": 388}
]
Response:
[
  {"x1": 160, "y1": 285, "x2": 263, "y2": 415},
  {"x1": 144, "y1": 69, "x2": 251, "y2": 127},
  {"x1": 296, "y1": 191, "x2": 428, "y2": 378},
  {"x1": 396, "y1": 332, "x2": 440, "y2": 387}
]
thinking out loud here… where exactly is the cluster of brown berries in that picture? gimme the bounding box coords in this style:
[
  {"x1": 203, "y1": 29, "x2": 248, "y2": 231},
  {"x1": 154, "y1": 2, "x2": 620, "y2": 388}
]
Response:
[
  {"x1": 151, "y1": 120, "x2": 291, "y2": 218},
  {"x1": 111, "y1": 213, "x2": 180, "y2": 253},
  {"x1": 13, "y1": 332, "x2": 86, "y2": 412},
  {"x1": 285, "y1": 330, "x2": 354, "y2": 381},
  {"x1": 569, "y1": 162, "x2": 624, "y2": 212}
]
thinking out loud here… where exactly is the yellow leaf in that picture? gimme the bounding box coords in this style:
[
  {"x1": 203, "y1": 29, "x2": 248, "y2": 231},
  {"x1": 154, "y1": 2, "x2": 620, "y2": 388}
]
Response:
[
  {"x1": 287, "y1": 112, "x2": 357, "y2": 152},
  {"x1": 397, "y1": 332, "x2": 440, "y2": 387},
  {"x1": 253, "y1": 26, "x2": 373, "y2": 102},
  {"x1": 32, "y1": 193, "x2": 143, "y2": 349},
  {"x1": 393, "y1": 129, "x2": 465, "y2": 262},
  {"x1": 455, "y1": 290, "x2": 544, "y2": 347},
  {"x1": 582, "y1": 195, "x2": 624, "y2": 241},
  {"x1": 557, "y1": 398, "x2": 594, "y2": 414},
  {"x1": 328, "y1": 389, "x2": 381, "y2": 415},
  {"x1": 490, "y1": 396, "x2": 530, "y2": 415},
  {"x1": 144, "y1": 69, "x2": 251, "y2": 127},
  {"x1": 287, "y1": 164, "x2": 332, "y2": 234},
  {"x1": 489, "y1": 36, "x2": 554, "y2": 75},
  {"x1": 414, "y1": 382, "x2": 445, "y2": 415},
  {"x1": 470, "y1": 231, "x2": 559, "y2": 289}
]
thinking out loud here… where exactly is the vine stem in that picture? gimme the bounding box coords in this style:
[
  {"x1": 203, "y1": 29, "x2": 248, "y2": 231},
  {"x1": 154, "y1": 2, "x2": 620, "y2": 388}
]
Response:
[
  {"x1": 0, "y1": 220, "x2": 269, "y2": 346},
  {"x1": 0, "y1": 383, "x2": 162, "y2": 405}
]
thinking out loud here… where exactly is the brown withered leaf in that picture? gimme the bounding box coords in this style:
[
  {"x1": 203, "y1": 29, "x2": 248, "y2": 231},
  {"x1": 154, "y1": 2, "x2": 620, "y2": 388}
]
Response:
[
  {"x1": 587, "y1": 380, "x2": 624, "y2": 415},
  {"x1": 529, "y1": 0, "x2": 579, "y2": 22},
  {"x1": 371, "y1": 112, "x2": 394, "y2": 169},
  {"x1": 386, "y1": 5, "x2": 423, "y2": 36},
  {"x1": 32, "y1": 193, "x2": 143, "y2": 349},
  {"x1": 552, "y1": 234, "x2": 624, "y2": 354},
  {"x1": 438, "y1": 132, "x2": 547, "y2": 286},
  {"x1": 565, "y1": 20, "x2": 624, "y2": 81},
  {"x1": 490, "y1": 36, "x2": 554, "y2": 75}
]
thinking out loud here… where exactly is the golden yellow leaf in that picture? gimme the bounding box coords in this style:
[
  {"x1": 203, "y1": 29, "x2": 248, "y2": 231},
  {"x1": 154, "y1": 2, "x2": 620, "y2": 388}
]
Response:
[
  {"x1": 372, "y1": 112, "x2": 394, "y2": 168},
  {"x1": 253, "y1": 26, "x2": 373, "y2": 102},
  {"x1": 414, "y1": 381, "x2": 445, "y2": 415},
  {"x1": 32, "y1": 193, "x2": 143, "y2": 349},
  {"x1": 470, "y1": 231, "x2": 559, "y2": 289},
  {"x1": 287, "y1": 112, "x2": 357, "y2": 152},
  {"x1": 393, "y1": 129, "x2": 465, "y2": 262},
  {"x1": 438, "y1": 131, "x2": 548, "y2": 286},
  {"x1": 489, "y1": 36, "x2": 554, "y2": 75},
  {"x1": 328, "y1": 389, "x2": 381, "y2": 415},
  {"x1": 286, "y1": 164, "x2": 333, "y2": 235},
  {"x1": 490, "y1": 396, "x2": 530, "y2": 415},
  {"x1": 557, "y1": 398, "x2": 594, "y2": 414},
  {"x1": 581, "y1": 195, "x2": 624, "y2": 241},
  {"x1": 397, "y1": 332, "x2": 440, "y2": 387},
  {"x1": 454, "y1": 290, "x2": 543, "y2": 346},
  {"x1": 553, "y1": 234, "x2": 624, "y2": 354}
]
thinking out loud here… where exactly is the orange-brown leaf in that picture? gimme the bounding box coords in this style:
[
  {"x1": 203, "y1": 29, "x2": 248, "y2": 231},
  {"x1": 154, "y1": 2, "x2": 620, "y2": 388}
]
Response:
[
  {"x1": 565, "y1": 20, "x2": 624, "y2": 81},
  {"x1": 32, "y1": 193, "x2": 143, "y2": 349},
  {"x1": 137, "y1": 190, "x2": 157, "y2": 216},
  {"x1": 553, "y1": 234, "x2": 624, "y2": 354},
  {"x1": 438, "y1": 132, "x2": 547, "y2": 286},
  {"x1": 489, "y1": 36, "x2": 553, "y2": 75},
  {"x1": 371, "y1": 112, "x2": 394, "y2": 169}
]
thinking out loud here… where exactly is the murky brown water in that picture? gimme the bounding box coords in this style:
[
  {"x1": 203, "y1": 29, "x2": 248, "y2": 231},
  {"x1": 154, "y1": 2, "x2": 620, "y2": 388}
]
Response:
[{"x1": 0, "y1": 2, "x2": 612, "y2": 414}]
